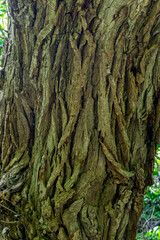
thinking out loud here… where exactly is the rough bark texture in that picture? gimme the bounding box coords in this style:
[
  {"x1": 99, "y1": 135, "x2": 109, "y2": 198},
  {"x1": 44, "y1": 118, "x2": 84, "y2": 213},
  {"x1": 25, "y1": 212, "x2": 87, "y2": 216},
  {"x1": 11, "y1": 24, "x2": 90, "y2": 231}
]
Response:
[{"x1": 0, "y1": 0, "x2": 160, "y2": 239}]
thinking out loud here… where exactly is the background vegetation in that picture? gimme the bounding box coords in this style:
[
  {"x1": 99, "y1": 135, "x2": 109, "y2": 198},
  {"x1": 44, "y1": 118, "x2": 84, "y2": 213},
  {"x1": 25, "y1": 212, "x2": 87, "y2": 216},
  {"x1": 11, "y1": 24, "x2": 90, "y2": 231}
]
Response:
[
  {"x1": 0, "y1": 0, "x2": 7, "y2": 68},
  {"x1": 137, "y1": 145, "x2": 160, "y2": 240}
]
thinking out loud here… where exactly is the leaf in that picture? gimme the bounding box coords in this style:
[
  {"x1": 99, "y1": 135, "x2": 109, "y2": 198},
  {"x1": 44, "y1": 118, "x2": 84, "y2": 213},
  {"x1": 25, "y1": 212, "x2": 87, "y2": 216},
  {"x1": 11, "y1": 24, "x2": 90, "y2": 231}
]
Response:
[{"x1": 157, "y1": 159, "x2": 160, "y2": 165}]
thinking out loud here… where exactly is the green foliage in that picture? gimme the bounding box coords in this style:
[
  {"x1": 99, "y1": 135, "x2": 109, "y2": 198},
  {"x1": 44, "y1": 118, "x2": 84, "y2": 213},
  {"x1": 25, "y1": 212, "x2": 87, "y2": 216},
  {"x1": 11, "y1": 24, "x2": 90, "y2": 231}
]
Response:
[
  {"x1": 0, "y1": 0, "x2": 7, "y2": 67},
  {"x1": 0, "y1": 1, "x2": 7, "y2": 36},
  {"x1": 137, "y1": 146, "x2": 160, "y2": 240},
  {"x1": 137, "y1": 227, "x2": 160, "y2": 240}
]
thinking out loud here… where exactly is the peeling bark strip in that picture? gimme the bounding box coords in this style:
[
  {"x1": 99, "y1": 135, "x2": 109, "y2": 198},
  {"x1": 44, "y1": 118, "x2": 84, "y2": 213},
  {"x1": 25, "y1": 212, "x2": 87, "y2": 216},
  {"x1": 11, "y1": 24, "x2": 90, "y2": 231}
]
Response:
[{"x1": 0, "y1": 0, "x2": 160, "y2": 239}]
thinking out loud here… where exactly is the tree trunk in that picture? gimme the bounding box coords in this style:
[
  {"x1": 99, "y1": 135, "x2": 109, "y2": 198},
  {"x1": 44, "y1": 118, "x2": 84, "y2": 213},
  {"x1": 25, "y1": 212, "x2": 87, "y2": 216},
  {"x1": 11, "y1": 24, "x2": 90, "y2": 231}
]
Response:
[{"x1": 0, "y1": 0, "x2": 160, "y2": 239}]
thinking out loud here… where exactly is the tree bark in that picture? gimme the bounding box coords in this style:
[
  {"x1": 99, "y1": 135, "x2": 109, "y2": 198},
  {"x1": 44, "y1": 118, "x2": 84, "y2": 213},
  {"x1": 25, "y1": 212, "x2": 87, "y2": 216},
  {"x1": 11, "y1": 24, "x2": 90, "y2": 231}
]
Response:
[{"x1": 0, "y1": 0, "x2": 160, "y2": 239}]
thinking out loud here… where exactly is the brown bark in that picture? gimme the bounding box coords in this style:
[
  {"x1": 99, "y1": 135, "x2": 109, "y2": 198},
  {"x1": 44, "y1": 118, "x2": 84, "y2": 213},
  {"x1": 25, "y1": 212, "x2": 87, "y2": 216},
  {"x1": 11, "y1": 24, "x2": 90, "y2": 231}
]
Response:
[{"x1": 0, "y1": 0, "x2": 160, "y2": 239}]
